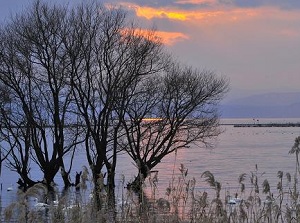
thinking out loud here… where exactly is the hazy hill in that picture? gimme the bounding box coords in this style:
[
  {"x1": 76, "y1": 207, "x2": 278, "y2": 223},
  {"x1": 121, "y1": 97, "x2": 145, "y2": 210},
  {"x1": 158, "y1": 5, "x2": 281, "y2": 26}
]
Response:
[{"x1": 220, "y1": 92, "x2": 300, "y2": 118}]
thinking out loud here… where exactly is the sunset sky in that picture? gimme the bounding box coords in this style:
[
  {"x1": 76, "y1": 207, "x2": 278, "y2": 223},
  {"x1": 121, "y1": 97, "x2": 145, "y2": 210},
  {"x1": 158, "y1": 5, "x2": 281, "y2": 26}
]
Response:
[{"x1": 1, "y1": 0, "x2": 300, "y2": 101}]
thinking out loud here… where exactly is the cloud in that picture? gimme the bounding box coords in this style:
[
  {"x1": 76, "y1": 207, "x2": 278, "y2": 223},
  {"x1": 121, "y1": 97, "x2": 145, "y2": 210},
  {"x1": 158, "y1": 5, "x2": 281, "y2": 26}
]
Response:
[
  {"x1": 135, "y1": 6, "x2": 188, "y2": 20},
  {"x1": 176, "y1": 0, "x2": 215, "y2": 3},
  {"x1": 154, "y1": 30, "x2": 189, "y2": 45},
  {"x1": 175, "y1": 0, "x2": 217, "y2": 7},
  {"x1": 232, "y1": 0, "x2": 300, "y2": 9},
  {"x1": 121, "y1": 27, "x2": 189, "y2": 46},
  {"x1": 121, "y1": 2, "x2": 230, "y2": 21},
  {"x1": 114, "y1": 0, "x2": 300, "y2": 94},
  {"x1": 114, "y1": 0, "x2": 300, "y2": 11}
]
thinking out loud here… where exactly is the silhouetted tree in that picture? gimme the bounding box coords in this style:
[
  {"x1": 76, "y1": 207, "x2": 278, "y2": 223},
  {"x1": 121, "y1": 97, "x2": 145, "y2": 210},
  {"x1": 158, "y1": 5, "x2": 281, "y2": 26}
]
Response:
[
  {"x1": 68, "y1": 1, "x2": 167, "y2": 205},
  {"x1": 121, "y1": 62, "x2": 229, "y2": 190},
  {"x1": 0, "y1": 0, "x2": 81, "y2": 190},
  {"x1": 0, "y1": 0, "x2": 229, "y2": 207},
  {"x1": 0, "y1": 84, "x2": 13, "y2": 177}
]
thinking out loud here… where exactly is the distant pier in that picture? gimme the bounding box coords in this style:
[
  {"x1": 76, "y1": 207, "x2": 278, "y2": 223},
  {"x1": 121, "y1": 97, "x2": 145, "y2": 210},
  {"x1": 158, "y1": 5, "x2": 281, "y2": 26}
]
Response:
[{"x1": 233, "y1": 123, "x2": 300, "y2": 127}]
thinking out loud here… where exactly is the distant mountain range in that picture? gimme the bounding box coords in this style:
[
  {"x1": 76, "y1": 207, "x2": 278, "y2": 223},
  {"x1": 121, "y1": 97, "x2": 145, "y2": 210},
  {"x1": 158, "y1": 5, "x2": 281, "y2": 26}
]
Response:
[{"x1": 220, "y1": 92, "x2": 300, "y2": 118}]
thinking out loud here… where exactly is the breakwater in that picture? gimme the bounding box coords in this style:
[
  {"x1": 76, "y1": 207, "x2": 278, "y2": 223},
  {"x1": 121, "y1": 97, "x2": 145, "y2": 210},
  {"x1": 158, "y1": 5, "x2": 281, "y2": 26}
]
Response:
[{"x1": 233, "y1": 123, "x2": 300, "y2": 127}]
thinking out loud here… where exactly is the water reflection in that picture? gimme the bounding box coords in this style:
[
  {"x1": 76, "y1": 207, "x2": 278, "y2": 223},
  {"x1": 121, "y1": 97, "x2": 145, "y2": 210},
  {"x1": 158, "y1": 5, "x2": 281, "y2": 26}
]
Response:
[{"x1": 1, "y1": 118, "x2": 300, "y2": 216}]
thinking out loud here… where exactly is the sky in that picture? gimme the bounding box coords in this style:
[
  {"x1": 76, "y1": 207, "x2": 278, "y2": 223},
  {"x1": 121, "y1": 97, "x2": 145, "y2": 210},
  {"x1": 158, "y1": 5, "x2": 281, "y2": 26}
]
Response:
[{"x1": 1, "y1": 0, "x2": 300, "y2": 101}]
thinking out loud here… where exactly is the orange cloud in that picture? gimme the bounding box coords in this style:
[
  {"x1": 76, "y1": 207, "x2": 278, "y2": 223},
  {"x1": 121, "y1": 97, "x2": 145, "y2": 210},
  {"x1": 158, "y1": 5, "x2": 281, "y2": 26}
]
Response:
[
  {"x1": 134, "y1": 6, "x2": 186, "y2": 20},
  {"x1": 120, "y1": 2, "x2": 260, "y2": 23},
  {"x1": 135, "y1": 6, "x2": 223, "y2": 21},
  {"x1": 119, "y1": 3, "x2": 300, "y2": 47},
  {"x1": 121, "y1": 28, "x2": 189, "y2": 46},
  {"x1": 154, "y1": 31, "x2": 189, "y2": 45}
]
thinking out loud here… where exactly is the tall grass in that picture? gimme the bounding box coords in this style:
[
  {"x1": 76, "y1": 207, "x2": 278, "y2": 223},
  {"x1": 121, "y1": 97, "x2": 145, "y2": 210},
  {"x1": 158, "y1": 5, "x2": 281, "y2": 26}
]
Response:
[{"x1": 3, "y1": 138, "x2": 300, "y2": 222}]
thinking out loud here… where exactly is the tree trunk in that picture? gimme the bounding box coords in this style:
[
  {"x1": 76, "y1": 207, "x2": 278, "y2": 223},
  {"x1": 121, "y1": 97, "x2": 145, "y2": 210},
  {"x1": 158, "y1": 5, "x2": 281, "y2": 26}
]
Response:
[
  {"x1": 127, "y1": 164, "x2": 149, "y2": 192},
  {"x1": 18, "y1": 171, "x2": 37, "y2": 191},
  {"x1": 61, "y1": 168, "x2": 73, "y2": 189},
  {"x1": 43, "y1": 167, "x2": 59, "y2": 191},
  {"x1": 106, "y1": 167, "x2": 116, "y2": 208},
  {"x1": 91, "y1": 165, "x2": 105, "y2": 210}
]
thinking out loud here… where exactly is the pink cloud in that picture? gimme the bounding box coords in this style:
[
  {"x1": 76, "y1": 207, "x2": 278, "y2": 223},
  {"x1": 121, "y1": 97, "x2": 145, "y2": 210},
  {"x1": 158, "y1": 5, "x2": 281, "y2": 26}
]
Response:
[{"x1": 154, "y1": 30, "x2": 190, "y2": 45}]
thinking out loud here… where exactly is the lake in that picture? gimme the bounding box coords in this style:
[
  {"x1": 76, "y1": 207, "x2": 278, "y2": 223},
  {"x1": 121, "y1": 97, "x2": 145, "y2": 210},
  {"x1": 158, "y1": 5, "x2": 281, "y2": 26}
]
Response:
[{"x1": 1, "y1": 118, "x2": 300, "y2": 210}]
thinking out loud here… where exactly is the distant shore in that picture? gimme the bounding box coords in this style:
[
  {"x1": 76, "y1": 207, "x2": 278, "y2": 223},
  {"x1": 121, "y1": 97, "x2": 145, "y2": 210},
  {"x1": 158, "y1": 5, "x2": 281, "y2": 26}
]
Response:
[{"x1": 233, "y1": 123, "x2": 300, "y2": 127}]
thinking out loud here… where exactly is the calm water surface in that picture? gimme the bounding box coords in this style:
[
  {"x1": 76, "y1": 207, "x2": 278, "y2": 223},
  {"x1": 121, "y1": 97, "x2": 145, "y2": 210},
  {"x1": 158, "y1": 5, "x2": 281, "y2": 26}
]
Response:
[{"x1": 1, "y1": 118, "x2": 300, "y2": 209}]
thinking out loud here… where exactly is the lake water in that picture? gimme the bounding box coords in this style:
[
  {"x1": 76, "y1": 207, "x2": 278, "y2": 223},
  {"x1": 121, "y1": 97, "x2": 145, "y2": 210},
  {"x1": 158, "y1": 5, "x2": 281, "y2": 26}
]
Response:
[{"x1": 1, "y1": 118, "x2": 300, "y2": 210}]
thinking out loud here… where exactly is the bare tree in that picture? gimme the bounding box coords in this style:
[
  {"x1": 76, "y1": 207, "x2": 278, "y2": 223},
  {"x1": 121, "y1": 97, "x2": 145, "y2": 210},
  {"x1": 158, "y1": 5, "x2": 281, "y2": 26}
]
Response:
[
  {"x1": 66, "y1": 2, "x2": 167, "y2": 207},
  {"x1": 0, "y1": 0, "x2": 81, "y2": 190},
  {"x1": 121, "y1": 62, "x2": 229, "y2": 190},
  {"x1": 0, "y1": 84, "x2": 13, "y2": 177},
  {"x1": 0, "y1": 0, "x2": 229, "y2": 203},
  {"x1": 0, "y1": 105, "x2": 36, "y2": 189}
]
